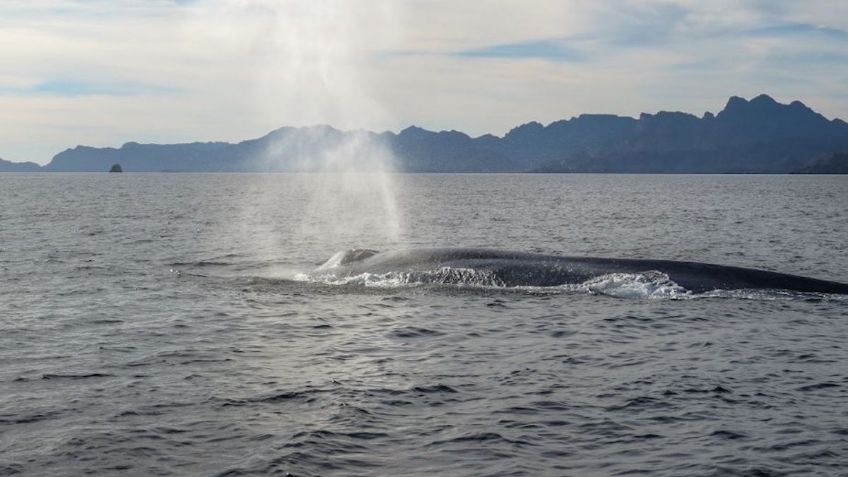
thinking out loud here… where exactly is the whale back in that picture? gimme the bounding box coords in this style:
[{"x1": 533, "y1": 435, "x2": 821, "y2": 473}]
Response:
[{"x1": 314, "y1": 247, "x2": 848, "y2": 294}]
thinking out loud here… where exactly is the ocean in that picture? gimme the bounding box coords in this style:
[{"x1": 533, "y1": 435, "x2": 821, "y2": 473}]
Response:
[{"x1": 1, "y1": 173, "x2": 847, "y2": 476}]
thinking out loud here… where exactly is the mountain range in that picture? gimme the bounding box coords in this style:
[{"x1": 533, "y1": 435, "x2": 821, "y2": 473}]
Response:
[{"x1": 2, "y1": 94, "x2": 847, "y2": 173}]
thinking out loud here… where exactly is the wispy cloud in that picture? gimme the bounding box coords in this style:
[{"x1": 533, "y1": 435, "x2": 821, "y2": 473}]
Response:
[
  {"x1": 745, "y1": 22, "x2": 848, "y2": 40},
  {"x1": 0, "y1": 80, "x2": 175, "y2": 97},
  {"x1": 587, "y1": 2, "x2": 692, "y2": 47},
  {"x1": 455, "y1": 40, "x2": 587, "y2": 62}
]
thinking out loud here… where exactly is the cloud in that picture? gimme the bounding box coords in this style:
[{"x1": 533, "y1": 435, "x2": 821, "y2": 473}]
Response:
[
  {"x1": 745, "y1": 22, "x2": 848, "y2": 41},
  {"x1": 0, "y1": 0, "x2": 847, "y2": 164},
  {"x1": 1, "y1": 80, "x2": 175, "y2": 97},
  {"x1": 455, "y1": 40, "x2": 587, "y2": 62},
  {"x1": 584, "y1": 2, "x2": 692, "y2": 47}
]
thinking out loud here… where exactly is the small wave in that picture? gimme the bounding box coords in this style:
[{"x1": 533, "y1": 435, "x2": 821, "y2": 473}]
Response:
[
  {"x1": 797, "y1": 382, "x2": 840, "y2": 392},
  {"x1": 169, "y1": 260, "x2": 233, "y2": 267},
  {"x1": 0, "y1": 464, "x2": 23, "y2": 475},
  {"x1": 41, "y1": 373, "x2": 114, "y2": 380},
  {"x1": 410, "y1": 384, "x2": 459, "y2": 394},
  {"x1": 711, "y1": 430, "x2": 748, "y2": 440},
  {"x1": 428, "y1": 432, "x2": 531, "y2": 447},
  {"x1": 387, "y1": 326, "x2": 444, "y2": 338},
  {"x1": 0, "y1": 410, "x2": 62, "y2": 425},
  {"x1": 211, "y1": 389, "x2": 326, "y2": 408}
]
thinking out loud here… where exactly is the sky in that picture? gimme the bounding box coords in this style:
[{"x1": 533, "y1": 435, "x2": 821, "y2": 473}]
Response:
[{"x1": 2, "y1": 0, "x2": 848, "y2": 164}]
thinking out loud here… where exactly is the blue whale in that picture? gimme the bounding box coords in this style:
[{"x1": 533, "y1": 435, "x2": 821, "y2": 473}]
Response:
[{"x1": 315, "y1": 248, "x2": 848, "y2": 294}]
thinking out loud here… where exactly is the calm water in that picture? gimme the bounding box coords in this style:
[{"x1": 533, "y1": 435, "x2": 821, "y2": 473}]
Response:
[{"x1": 1, "y1": 173, "x2": 847, "y2": 476}]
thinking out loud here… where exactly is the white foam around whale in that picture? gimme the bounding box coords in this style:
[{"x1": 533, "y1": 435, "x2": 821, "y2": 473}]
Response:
[
  {"x1": 296, "y1": 267, "x2": 694, "y2": 299},
  {"x1": 298, "y1": 267, "x2": 506, "y2": 288},
  {"x1": 580, "y1": 271, "x2": 689, "y2": 299}
]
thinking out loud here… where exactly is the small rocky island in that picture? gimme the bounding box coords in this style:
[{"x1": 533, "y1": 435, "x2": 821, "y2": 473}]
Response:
[{"x1": 109, "y1": 164, "x2": 123, "y2": 173}]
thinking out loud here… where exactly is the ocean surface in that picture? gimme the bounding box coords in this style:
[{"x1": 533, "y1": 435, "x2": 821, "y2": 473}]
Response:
[{"x1": 1, "y1": 173, "x2": 847, "y2": 476}]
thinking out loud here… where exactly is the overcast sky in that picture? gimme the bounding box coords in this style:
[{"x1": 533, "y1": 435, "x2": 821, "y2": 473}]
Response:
[{"x1": 2, "y1": 0, "x2": 848, "y2": 164}]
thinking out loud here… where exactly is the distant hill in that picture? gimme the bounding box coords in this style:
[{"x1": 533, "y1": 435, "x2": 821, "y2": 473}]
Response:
[
  {"x1": 0, "y1": 157, "x2": 41, "y2": 172},
  {"x1": 520, "y1": 95, "x2": 848, "y2": 173},
  {"x1": 3, "y1": 94, "x2": 848, "y2": 173},
  {"x1": 794, "y1": 152, "x2": 848, "y2": 174}
]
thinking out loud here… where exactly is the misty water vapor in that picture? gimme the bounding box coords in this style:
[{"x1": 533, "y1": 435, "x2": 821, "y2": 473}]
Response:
[{"x1": 190, "y1": 0, "x2": 405, "y2": 255}]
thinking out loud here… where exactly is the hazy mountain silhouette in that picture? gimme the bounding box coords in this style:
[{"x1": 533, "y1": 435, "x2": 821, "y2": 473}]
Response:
[
  {"x1": 795, "y1": 152, "x2": 848, "y2": 174},
  {"x1": 0, "y1": 157, "x2": 41, "y2": 172},
  {"x1": 3, "y1": 94, "x2": 848, "y2": 173}
]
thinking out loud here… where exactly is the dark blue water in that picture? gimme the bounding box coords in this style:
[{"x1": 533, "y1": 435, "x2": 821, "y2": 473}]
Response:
[{"x1": 1, "y1": 173, "x2": 847, "y2": 476}]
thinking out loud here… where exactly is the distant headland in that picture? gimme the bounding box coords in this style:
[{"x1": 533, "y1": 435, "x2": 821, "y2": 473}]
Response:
[{"x1": 2, "y1": 94, "x2": 847, "y2": 174}]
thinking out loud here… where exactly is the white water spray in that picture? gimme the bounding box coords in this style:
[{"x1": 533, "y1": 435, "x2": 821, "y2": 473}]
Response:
[{"x1": 190, "y1": 0, "x2": 404, "y2": 260}]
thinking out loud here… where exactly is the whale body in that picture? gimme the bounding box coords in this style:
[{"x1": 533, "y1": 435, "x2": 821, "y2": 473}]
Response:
[{"x1": 314, "y1": 248, "x2": 848, "y2": 294}]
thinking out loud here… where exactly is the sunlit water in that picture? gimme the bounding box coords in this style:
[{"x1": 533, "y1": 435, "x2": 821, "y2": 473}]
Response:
[{"x1": 1, "y1": 173, "x2": 847, "y2": 476}]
